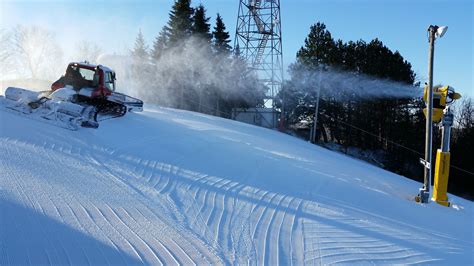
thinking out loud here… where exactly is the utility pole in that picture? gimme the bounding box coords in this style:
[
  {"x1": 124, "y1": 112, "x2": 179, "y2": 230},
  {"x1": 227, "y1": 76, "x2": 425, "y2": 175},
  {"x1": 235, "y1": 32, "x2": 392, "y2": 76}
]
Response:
[
  {"x1": 311, "y1": 67, "x2": 322, "y2": 143},
  {"x1": 418, "y1": 25, "x2": 448, "y2": 204}
]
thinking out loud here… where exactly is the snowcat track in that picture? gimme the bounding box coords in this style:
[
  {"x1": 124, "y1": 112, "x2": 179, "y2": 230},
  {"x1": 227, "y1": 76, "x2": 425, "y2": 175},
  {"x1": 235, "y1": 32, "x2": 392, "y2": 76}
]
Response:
[
  {"x1": 76, "y1": 96, "x2": 128, "y2": 122},
  {"x1": 107, "y1": 92, "x2": 144, "y2": 113},
  {"x1": 95, "y1": 101, "x2": 127, "y2": 122}
]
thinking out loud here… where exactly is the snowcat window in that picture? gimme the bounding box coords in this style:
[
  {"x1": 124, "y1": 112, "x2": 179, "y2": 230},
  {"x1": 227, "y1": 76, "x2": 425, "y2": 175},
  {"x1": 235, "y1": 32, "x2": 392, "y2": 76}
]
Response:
[
  {"x1": 78, "y1": 68, "x2": 95, "y2": 82},
  {"x1": 65, "y1": 66, "x2": 93, "y2": 89},
  {"x1": 104, "y1": 72, "x2": 115, "y2": 91}
]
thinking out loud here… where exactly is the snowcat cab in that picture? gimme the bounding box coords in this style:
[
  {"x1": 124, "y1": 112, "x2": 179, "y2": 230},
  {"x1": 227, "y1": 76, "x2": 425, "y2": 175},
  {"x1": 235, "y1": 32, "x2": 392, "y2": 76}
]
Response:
[
  {"x1": 52, "y1": 62, "x2": 116, "y2": 98},
  {"x1": 3, "y1": 62, "x2": 143, "y2": 130}
]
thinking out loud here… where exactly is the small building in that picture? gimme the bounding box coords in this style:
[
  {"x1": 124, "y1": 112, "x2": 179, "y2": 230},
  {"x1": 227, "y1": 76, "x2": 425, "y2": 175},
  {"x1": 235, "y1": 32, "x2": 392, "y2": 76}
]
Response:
[{"x1": 232, "y1": 108, "x2": 279, "y2": 129}]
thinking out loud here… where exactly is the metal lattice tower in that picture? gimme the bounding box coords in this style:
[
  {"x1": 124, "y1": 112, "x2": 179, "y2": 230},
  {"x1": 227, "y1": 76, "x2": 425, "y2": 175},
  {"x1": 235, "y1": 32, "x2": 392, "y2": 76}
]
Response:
[{"x1": 234, "y1": 0, "x2": 283, "y2": 108}]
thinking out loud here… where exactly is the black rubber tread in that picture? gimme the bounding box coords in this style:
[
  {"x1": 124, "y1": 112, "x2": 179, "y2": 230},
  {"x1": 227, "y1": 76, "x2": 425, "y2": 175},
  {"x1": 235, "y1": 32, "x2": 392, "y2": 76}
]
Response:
[
  {"x1": 95, "y1": 101, "x2": 127, "y2": 122},
  {"x1": 74, "y1": 95, "x2": 127, "y2": 122}
]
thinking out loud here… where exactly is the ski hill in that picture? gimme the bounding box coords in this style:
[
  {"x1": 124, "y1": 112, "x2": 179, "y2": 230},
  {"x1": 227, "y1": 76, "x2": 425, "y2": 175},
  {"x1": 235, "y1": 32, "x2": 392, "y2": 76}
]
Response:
[{"x1": 0, "y1": 100, "x2": 472, "y2": 265}]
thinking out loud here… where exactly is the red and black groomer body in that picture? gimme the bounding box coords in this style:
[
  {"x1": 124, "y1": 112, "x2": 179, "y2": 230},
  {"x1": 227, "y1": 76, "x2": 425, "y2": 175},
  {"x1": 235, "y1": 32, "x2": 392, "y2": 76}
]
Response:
[
  {"x1": 51, "y1": 62, "x2": 143, "y2": 121},
  {"x1": 3, "y1": 62, "x2": 143, "y2": 130}
]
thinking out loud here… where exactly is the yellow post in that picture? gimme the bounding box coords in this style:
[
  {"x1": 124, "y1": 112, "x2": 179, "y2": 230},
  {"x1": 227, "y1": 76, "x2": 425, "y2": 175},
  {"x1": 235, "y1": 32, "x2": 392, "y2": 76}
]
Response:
[{"x1": 432, "y1": 149, "x2": 451, "y2": 206}]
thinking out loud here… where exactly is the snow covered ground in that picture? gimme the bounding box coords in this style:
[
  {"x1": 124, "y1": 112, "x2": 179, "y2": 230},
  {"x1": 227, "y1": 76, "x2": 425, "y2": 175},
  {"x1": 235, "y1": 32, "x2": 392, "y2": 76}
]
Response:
[{"x1": 0, "y1": 100, "x2": 472, "y2": 265}]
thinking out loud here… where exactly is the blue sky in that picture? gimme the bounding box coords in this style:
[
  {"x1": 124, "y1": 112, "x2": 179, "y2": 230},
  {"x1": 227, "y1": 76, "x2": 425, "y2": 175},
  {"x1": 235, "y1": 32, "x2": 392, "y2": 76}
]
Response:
[{"x1": 1, "y1": 0, "x2": 472, "y2": 97}]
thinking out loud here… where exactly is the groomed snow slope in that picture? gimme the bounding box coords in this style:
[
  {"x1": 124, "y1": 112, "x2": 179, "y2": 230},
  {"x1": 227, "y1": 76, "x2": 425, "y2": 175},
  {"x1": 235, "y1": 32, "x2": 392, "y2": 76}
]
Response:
[{"x1": 0, "y1": 102, "x2": 472, "y2": 265}]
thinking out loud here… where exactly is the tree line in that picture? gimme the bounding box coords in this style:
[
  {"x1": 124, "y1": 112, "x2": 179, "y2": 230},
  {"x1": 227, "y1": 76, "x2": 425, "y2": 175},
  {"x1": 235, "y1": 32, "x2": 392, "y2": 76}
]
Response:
[
  {"x1": 129, "y1": 0, "x2": 266, "y2": 117},
  {"x1": 278, "y1": 22, "x2": 473, "y2": 199}
]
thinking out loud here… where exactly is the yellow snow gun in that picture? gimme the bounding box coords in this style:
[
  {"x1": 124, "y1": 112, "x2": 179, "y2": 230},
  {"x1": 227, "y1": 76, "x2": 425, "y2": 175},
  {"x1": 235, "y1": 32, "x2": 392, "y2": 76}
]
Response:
[
  {"x1": 422, "y1": 85, "x2": 461, "y2": 207},
  {"x1": 423, "y1": 85, "x2": 461, "y2": 123}
]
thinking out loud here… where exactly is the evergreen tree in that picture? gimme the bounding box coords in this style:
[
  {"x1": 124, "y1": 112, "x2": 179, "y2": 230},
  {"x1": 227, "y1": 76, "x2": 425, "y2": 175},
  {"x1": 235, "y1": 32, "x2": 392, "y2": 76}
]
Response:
[
  {"x1": 192, "y1": 5, "x2": 212, "y2": 41},
  {"x1": 131, "y1": 29, "x2": 149, "y2": 61},
  {"x1": 165, "y1": 0, "x2": 194, "y2": 46},
  {"x1": 141, "y1": 1, "x2": 265, "y2": 121},
  {"x1": 296, "y1": 22, "x2": 336, "y2": 67},
  {"x1": 209, "y1": 13, "x2": 233, "y2": 115},
  {"x1": 234, "y1": 44, "x2": 241, "y2": 58},
  {"x1": 151, "y1": 28, "x2": 168, "y2": 61},
  {"x1": 130, "y1": 29, "x2": 151, "y2": 103},
  {"x1": 279, "y1": 21, "x2": 425, "y2": 183},
  {"x1": 213, "y1": 13, "x2": 232, "y2": 55},
  {"x1": 342, "y1": 40, "x2": 359, "y2": 71}
]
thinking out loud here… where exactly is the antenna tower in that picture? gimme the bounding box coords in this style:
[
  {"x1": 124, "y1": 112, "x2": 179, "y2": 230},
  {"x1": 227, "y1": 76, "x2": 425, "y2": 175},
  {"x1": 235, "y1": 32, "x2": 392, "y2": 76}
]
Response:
[{"x1": 234, "y1": 0, "x2": 283, "y2": 108}]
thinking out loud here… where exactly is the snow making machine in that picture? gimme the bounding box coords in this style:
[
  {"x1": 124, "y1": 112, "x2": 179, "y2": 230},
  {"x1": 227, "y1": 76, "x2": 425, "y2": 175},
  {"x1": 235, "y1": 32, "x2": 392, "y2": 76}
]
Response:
[{"x1": 3, "y1": 62, "x2": 143, "y2": 130}]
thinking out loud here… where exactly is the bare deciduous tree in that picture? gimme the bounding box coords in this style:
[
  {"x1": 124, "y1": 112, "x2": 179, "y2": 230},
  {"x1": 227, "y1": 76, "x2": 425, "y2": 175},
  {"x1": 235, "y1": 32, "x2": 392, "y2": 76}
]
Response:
[
  {"x1": 456, "y1": 98, "x2": 473, "y2": 129},
  {"x1": 10, "y1": 25, "x2": 63, "y2": 80},
  {"x1": 0, "y1": 28, "x2": 14, "y2": 77}
]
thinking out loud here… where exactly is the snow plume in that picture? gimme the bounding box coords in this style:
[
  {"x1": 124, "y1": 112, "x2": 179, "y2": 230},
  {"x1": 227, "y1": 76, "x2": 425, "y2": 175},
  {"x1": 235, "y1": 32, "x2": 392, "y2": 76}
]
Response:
[
  {"x1": 99, "y1": 37, "x2": 261, "y2": 114},
  {"x1": 289, "y1": 66, "x2": 422, "y2": 101}
]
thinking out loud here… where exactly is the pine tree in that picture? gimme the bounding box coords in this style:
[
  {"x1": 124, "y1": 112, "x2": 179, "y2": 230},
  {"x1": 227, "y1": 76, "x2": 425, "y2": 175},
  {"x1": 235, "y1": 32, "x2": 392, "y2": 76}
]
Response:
[
  {"x1": 212, "y1": 13, "x2": 232, "y2": 55},
  {"x1": 296, "y1": 22, "x2": 336, "y2": 67},
  {"x1": 192, "y1": 5, "x2": 212, "y2": 42},
  {"x1": 131, "y1": 29, "x2": 149, "y2": 61},
  {"x1": 233, "y1": 44, "x2": 241, "y2": 58},
  {"x1": 165, "y1": 0, "x2": 194, "y2": 46},
  {"x1": 281, "y1": 21, "x2": 426, "y2": 184},
  {"x1": 151, "y1": 28, "x2": 168, "y2": 61}
]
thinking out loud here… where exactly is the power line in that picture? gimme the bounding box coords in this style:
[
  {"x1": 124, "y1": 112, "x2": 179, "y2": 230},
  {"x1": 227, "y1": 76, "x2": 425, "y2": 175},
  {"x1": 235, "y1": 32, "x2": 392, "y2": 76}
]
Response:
[{"x1": 319, "y1": 113, "x2": 474, "y2": 176}]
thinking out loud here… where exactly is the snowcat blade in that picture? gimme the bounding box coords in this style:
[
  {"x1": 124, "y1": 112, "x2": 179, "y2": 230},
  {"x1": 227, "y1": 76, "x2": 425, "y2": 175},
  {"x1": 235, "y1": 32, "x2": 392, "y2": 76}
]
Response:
[
  {"x1": 5, "y1": 87, "x2": 41, "y2": 102},
  {"x1": 107, "y1": 92, "x2": 143, "y2": 112},
  {"x1": 2, "y1": 100, "x2": 79, "y2": 131},
  {"x1": 2, "y1": 87, "x2": 99, "y2": 131},
  {"x1": 4, "y1": 87, "x2": 39, "y2": 114}
]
